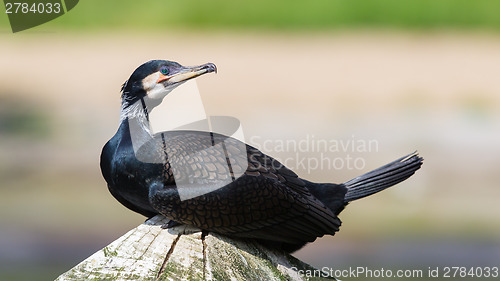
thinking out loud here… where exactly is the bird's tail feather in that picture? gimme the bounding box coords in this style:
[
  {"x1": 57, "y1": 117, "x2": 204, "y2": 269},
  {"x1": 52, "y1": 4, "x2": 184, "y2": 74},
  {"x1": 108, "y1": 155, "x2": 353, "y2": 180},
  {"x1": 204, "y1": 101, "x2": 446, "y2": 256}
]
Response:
[{"x1": 343, "y1": 152, "x2": 423, "y2": 202}]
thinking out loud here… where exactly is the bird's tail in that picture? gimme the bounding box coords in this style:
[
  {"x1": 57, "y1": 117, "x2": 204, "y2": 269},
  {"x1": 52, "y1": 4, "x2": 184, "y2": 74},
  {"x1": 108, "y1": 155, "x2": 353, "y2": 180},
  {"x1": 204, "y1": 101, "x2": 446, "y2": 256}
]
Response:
[{"x1": 343, "y1": 152, "x2": 423, "y2": 202}]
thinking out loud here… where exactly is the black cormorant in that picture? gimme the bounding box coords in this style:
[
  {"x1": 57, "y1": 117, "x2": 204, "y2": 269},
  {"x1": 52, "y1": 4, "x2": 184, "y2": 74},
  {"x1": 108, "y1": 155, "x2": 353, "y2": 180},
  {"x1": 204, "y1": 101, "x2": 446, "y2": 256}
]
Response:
[{"x1": 100, "y1": 60, "x2": 423, "y2": 252}]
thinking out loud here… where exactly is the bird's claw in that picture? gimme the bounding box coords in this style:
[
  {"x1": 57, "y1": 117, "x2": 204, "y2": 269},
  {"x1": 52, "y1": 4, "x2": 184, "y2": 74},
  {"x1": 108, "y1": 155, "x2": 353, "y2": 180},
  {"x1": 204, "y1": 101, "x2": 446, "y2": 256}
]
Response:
[{"x1": 162, "y1": 220, "x2": 182, "y2": 229}]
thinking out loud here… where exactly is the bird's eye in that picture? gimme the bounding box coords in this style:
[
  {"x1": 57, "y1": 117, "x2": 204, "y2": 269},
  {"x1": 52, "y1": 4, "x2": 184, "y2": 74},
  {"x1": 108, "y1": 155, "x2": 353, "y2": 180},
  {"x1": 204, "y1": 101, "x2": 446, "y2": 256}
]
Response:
[{"x1": 160, "y1": 67, "x2": 169, "y2": 76}]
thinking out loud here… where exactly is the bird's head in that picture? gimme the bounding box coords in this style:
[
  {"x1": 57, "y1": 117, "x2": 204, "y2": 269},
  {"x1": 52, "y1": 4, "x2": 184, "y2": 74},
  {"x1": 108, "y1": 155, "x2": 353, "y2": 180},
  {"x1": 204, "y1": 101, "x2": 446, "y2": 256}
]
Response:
[{"x1": 121, "y1": 60, "x2": 217, "y2": 109}]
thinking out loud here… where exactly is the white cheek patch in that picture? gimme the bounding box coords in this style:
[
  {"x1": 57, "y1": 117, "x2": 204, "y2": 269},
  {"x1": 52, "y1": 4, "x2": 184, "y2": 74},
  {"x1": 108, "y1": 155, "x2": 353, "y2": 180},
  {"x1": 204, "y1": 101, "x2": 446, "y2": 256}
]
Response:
[
  {"x1": 142, "y1": 72, "x2": 160, "y2": 90},
  {"x1": 148, "y1": 83, "x2": 170, "y2": 100},
  {"x1": 142, "y1": 72, "x2": 171, "y2": 100}
]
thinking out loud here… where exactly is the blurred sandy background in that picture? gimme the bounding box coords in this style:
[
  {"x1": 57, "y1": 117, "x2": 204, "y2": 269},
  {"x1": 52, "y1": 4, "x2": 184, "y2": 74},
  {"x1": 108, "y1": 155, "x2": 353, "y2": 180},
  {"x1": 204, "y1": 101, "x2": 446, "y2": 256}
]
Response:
[{"x1": 1, "y1": 1, "x2": 500, "y2": 280}]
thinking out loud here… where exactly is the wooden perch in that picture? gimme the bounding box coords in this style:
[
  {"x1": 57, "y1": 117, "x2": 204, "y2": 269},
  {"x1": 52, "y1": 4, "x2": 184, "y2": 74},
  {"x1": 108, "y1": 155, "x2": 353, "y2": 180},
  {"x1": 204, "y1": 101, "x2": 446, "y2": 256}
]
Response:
[{"x1": 55, "y1": 215, "x2": 335, "y2": 281}]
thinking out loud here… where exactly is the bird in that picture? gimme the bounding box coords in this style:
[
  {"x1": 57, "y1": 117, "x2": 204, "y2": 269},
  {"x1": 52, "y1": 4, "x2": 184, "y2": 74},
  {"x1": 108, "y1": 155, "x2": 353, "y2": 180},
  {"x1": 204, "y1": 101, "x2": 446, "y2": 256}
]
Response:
[{"x1": 100, "y1": 59, "x2": 423, "y2": 252}]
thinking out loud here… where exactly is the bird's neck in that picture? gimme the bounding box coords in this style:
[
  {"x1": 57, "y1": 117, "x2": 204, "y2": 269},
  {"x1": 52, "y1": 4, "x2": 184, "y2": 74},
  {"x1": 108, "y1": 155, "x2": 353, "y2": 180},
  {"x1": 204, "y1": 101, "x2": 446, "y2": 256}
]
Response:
[{"x1": 119, "y1": 99, "x2": 154, "y2": 154}]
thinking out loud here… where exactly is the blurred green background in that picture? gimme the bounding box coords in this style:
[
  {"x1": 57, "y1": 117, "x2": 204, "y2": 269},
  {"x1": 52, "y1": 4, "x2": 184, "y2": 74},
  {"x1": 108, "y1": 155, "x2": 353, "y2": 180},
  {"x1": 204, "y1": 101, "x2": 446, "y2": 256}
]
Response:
[
  {"x1": 3, "y1": 0, "x2": 500, "y2": 31},
  {"x1": 1, "y1": 1, "x2": 500, "y2": 280}
]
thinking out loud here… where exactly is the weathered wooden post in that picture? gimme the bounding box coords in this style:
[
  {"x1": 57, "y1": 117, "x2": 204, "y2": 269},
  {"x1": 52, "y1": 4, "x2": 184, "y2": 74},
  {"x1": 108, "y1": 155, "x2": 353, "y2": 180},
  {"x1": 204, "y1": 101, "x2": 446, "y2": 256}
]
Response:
[{"x1": 55, "y1": 215, "x2": 335, "y2": 280}]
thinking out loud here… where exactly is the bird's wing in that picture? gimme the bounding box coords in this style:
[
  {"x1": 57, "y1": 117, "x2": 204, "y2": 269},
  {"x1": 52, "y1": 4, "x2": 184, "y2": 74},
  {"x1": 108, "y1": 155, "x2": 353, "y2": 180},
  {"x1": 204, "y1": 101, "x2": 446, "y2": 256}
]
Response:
[{"x1": 145, "y1": 130, "x2": 341, "y2": 244}]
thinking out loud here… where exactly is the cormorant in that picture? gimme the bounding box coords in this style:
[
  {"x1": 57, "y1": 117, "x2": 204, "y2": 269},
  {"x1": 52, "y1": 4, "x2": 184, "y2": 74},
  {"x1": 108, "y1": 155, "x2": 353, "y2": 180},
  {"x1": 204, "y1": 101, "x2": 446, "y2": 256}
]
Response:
[{"x1": 100, "y1": 60, "x2": 423, "y2": 252}]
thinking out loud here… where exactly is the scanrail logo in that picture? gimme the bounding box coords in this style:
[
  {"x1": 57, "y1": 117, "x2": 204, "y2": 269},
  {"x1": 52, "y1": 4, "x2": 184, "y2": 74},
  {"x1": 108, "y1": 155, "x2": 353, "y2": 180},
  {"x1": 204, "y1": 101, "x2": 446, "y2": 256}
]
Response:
[{"x1": 3, "y1": 0, "x2": 79, "y2": 33}]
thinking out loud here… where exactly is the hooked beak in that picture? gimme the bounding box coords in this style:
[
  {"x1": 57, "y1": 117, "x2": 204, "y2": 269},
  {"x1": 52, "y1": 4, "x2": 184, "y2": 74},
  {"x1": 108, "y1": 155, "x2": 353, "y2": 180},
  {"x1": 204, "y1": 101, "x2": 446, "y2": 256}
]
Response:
[{"x1": 157, "y1": 63, "x2": 217, "y2": 84}]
